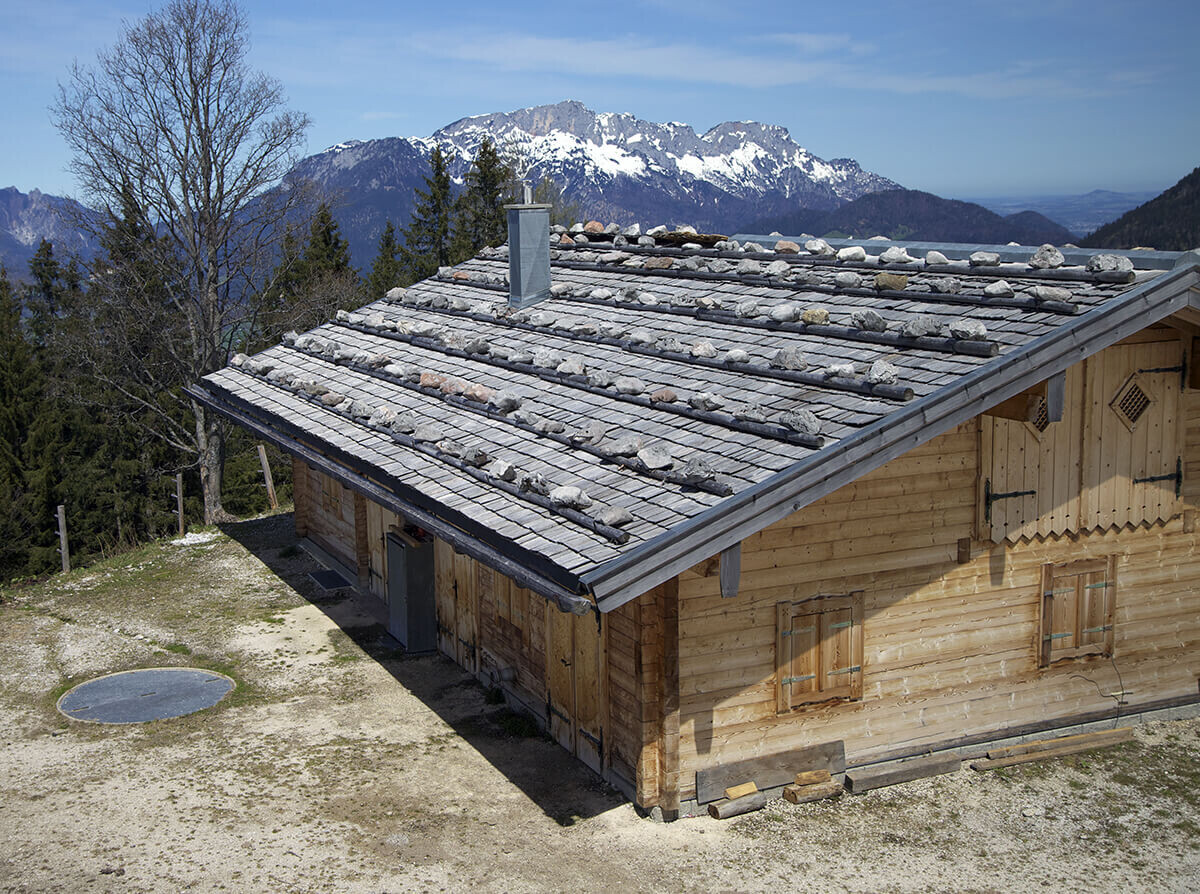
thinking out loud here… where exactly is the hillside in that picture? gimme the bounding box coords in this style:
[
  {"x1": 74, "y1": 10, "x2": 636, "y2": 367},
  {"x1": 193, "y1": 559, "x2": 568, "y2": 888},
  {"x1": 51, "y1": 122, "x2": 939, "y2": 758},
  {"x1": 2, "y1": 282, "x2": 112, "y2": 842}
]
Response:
[
  {"x1": 1083, "y1": 167, "x2": 1200, "y2": 251},
  {"x1": 744, "y1": 189, "x2": 1076, "y2": 245}
]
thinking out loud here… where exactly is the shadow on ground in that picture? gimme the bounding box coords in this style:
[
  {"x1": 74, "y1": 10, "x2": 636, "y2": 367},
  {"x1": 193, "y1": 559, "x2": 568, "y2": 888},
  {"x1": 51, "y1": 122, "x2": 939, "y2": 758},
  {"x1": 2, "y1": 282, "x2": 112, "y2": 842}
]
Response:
[{"x1": 219, "y1": 513, "x2": 625, "y2": 826}]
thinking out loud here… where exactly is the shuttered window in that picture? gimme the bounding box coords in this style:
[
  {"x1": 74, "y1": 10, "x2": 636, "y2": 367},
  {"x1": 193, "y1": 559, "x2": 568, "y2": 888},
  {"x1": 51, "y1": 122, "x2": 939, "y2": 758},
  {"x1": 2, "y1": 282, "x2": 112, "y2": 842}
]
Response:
[
  {"x1": 776, "y1": 592, "x2": 863, "y2": 712},
  {"x1": 1038, "y1": 558, "x2": 1116, "y2": 667}
]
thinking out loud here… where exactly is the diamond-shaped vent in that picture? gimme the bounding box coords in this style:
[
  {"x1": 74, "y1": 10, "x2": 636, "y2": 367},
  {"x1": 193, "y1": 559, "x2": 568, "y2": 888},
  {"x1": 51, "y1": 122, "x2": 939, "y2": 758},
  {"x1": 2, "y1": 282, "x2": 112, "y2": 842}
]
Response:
[
  {"x1": 1110, "y1": 376, "x2": 1153, "y2": 431},
  {"x1": 1117, "y1": 383, "x2": 1150, "y2": 424}
]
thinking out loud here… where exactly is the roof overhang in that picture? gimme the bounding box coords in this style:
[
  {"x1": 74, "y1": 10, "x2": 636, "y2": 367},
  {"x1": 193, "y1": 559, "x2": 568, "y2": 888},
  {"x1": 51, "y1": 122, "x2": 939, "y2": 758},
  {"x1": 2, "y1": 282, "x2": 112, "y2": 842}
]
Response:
[
  {"x1": 581, "y1": 257, "x2": 1200, "y2": 612},
  {"x1": 186, "y1": 383, "x2": 595, "y2": 615}
]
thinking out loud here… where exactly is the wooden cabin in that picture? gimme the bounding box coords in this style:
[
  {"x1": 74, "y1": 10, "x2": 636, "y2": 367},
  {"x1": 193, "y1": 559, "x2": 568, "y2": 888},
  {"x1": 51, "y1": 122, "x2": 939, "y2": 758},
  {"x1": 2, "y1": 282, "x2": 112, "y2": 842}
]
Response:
[{"x1": 191, "y1": 215, "x2": 1200, "y2": 817}]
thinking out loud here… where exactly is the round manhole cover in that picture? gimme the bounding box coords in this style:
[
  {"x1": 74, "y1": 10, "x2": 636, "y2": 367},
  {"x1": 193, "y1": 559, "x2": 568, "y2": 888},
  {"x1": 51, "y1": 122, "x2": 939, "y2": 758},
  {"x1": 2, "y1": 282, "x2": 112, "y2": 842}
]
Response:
[{"x1": 57, "y1": 668, "x2": 235, "y2": 723}]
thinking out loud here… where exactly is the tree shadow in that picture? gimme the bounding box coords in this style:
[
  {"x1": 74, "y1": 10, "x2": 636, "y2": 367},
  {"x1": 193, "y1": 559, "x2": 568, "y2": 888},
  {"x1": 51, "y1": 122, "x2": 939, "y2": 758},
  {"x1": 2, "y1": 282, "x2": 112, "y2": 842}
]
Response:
[{"x1": 219, "y1": 513, "x2": 623, "y2": 825}]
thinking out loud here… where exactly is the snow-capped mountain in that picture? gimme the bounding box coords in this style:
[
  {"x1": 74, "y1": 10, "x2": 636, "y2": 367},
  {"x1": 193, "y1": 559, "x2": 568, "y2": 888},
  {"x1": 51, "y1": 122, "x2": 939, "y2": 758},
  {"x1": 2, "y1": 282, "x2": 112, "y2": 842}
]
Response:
[{"x1": 287, "y1": 100, "x2": 900, "y2": 268}]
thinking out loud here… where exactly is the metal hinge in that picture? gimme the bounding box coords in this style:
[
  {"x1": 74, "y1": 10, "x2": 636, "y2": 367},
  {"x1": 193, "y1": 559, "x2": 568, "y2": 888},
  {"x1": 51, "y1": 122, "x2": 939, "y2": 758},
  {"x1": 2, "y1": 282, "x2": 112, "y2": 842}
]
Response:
[
  {"x1": 781, "y1": 626, "x2": 815, "y2": 637},
  {"x1": 1082, "y1": 625, "x2": 1113, "y2": 635},
  {"x1": 782, "y1": 674, "x2": 815, "y2": 685},
  {"x1": 827, "y1": 666, "x2": 862, "y2": 676},
  {"x1": 984, "y1": 479, "x2": 1036, "y2": 523},
  {"x1": 578, "y1": 727, "x2": 603, "y2": 756},
  {"x1": 1044, "y1": 632, "x2": 1072, "y2": 641},
  {"x1": 1134, "y1": 456, "x2": 1183, "y2": 498},
  {"x1": 546, "y1": 700, "x2": 570, "y2": 724},
  {"x1": 1137, "y1": 358, "x2": 1186, "y2": 390}
]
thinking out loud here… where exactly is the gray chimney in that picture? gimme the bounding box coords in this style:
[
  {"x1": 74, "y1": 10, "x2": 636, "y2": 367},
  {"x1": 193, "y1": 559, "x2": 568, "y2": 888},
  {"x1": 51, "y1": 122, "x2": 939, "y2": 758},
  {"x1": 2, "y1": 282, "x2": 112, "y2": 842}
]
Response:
[{"x1": 505, "y1": 200, "x2": 552, "y2": 308}]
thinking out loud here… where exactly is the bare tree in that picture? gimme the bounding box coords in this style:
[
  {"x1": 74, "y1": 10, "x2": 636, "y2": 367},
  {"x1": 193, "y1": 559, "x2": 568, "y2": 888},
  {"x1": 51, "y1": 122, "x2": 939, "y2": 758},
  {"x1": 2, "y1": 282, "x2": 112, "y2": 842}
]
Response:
[{"x1": 53, "y1": 0, "x2": 310, "y2": 522}]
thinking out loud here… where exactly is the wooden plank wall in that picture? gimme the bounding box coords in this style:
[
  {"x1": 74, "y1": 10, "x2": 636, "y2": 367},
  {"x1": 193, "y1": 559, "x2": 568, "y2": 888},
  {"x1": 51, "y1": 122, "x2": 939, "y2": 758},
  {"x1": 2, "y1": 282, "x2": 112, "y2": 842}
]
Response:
[
  {"x1": 982, "y1": 334, "x2": 1183, "y2": 542},
  {"x1": 297, "y1": 464, "x2": 357, "y2": 572},
  {"x1": 673, "y1": 344, "x2": 1200, "y2": 803}
]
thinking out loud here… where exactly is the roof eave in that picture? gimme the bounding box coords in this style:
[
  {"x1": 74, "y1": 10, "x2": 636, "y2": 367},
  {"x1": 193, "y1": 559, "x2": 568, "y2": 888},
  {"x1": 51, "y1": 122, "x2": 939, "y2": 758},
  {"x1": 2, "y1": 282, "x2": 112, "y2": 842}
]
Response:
[
  {"x1": 185, "y1": 383, "x2": 595, "y2": 615},
  {"x1": 581, "y1": 259, "x2": 1200, "y2": 613}
]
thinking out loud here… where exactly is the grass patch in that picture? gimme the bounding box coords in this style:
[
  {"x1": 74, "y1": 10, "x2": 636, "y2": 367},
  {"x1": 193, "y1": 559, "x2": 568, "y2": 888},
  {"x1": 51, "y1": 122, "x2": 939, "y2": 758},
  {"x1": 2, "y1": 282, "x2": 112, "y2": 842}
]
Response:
[{"x1": 163, "y1": 642, "x2": 192, "y2": 655}]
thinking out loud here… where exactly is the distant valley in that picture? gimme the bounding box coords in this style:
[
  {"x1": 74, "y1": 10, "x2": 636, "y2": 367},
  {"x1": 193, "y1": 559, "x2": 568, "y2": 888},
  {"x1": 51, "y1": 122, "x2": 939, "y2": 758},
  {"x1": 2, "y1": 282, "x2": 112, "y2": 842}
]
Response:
[{"x1": 965, "y1": 190, "x2": 1161, "y2": 240}]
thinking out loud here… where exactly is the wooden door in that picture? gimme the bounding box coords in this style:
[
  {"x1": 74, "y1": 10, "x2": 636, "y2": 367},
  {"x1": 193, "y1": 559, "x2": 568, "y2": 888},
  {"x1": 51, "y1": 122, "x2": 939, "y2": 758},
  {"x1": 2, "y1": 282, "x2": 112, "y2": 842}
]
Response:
[{"x1": 545, "y1": 606, "x2": 603, "y2": 772}]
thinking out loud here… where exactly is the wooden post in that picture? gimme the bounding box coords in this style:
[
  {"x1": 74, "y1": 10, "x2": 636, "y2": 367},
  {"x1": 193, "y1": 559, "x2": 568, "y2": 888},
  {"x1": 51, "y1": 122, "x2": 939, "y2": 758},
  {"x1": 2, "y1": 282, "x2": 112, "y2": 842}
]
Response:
[
  {"x1": 257, "y1": 444, "x2": 278, "y2": 510},
  {"x1": 659, "y1": 576, "x2": 680, "y2": 820},
  {"x1": 176, "y1": 472, "x2": 186, "y2": 537},
  {"x1": 56, "y1": 504, "x2": 70, "y2": 574}
]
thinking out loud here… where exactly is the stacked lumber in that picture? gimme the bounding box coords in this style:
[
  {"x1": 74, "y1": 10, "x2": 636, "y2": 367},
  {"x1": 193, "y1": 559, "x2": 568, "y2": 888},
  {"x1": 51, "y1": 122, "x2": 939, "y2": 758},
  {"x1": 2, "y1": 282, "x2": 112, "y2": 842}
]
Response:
[{"x1": 783, "y1": 769, "x2": 843, "y2": 804}]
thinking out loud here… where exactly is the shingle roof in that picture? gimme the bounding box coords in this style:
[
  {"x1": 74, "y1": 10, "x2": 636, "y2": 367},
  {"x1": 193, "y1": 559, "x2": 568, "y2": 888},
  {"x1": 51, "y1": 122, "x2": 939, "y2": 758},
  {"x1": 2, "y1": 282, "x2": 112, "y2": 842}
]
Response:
[{"x1": 190, "y1": 227, "x2": 1200, "y2": 611}]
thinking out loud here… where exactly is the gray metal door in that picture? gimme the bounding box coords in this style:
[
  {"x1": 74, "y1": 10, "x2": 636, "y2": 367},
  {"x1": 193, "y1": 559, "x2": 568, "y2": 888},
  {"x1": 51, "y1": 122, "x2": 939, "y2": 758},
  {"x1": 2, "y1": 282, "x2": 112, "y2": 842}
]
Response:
[{"x1": 386, "y1": 532, "x2": 436, "y2": 652}]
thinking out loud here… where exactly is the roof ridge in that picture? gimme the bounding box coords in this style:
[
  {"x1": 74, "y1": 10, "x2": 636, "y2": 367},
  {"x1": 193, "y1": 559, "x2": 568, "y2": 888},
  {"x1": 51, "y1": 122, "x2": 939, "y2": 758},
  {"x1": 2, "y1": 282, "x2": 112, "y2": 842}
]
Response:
[{"x1": 442, "y1": 268, "x2": 1003, "y2": 360}]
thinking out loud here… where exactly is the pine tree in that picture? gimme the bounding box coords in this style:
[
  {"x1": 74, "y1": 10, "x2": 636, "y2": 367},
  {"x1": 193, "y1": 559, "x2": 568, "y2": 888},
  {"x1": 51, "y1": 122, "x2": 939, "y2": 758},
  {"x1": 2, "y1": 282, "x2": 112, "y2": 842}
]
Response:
[
  {"x1": 364, "y1": 220, "x2": 404, "y2": 299},
  {"x1": 400, "y1": 146, "x2": 457, "y2": 282},
  {"x1": 0, "y1": 267, "x2": 40, "y2": 578},
  {"x1": 452, "y1": 138, "x2": 513, "y2": 258},
  {"x1": 301, "y1": 202, "x2": 353, "y2": 276}
]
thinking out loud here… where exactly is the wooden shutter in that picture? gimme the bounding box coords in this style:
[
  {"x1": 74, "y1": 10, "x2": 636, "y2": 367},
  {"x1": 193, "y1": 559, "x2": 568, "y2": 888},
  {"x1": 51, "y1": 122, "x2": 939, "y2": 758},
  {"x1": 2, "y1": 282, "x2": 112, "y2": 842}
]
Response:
[
  {"x1": 1039, "y1": 558, "x2": 1116, "y2": 666},
  {"x1": 776, "y1": 592, "x2": 863, "y2": 712}
]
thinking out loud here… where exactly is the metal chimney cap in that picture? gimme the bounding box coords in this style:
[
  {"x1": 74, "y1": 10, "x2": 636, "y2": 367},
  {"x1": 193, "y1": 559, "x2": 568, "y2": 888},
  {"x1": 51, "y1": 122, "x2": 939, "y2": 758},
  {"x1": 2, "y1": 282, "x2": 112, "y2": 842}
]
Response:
[{"x1": 503, "y1": 203, "x2": 553, "y2": 210}]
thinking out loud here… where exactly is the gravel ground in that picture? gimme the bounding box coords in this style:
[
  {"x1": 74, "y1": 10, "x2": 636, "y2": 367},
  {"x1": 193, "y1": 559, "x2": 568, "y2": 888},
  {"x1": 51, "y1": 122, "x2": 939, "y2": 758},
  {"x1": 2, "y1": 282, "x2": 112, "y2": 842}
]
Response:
[{"x1": 1, "y1": 514, "x2": 1197, "y2": 893}]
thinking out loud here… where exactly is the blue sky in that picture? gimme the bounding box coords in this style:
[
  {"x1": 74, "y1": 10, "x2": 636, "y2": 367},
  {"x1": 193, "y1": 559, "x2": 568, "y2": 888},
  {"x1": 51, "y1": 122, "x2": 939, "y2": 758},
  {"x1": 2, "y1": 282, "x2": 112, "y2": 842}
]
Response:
[{"x1": 2, "y1": 0, "x2": 1197, "y2": 200}]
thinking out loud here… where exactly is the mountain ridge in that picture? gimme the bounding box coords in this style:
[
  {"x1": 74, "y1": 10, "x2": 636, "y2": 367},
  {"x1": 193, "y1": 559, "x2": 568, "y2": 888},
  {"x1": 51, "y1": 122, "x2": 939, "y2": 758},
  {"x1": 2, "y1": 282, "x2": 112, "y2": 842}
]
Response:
[
  {"x1": 1082, "y1": 167, "x2": 1200, "y2": 251},
  {"x1": 290, "y1": 100, "x2": 902, "y2": 267}
]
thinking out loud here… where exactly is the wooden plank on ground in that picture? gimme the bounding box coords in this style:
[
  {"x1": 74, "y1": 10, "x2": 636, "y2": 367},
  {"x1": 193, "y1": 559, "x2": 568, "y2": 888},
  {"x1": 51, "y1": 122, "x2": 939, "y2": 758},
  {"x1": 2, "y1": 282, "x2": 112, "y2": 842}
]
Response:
[
  {"x1": 844, "y1": 752, "x2": 961, "y2": 794},
  {"x1": 984, "y1": 726, "x2": 1132, "y2": 761},
  {"x1": 972, "y1": 729, "x2": 1134, "y2": 770},
  {"x1": 695, "y1": 740, "x2": 845, "y2": 805}
]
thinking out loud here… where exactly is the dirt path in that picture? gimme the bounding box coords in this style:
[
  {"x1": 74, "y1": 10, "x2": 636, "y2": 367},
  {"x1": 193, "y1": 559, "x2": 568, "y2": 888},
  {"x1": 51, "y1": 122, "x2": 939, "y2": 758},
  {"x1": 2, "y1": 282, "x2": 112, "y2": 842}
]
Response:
[{"x1": 1, "y1": 515, "x2": 1197, "y2": 893}]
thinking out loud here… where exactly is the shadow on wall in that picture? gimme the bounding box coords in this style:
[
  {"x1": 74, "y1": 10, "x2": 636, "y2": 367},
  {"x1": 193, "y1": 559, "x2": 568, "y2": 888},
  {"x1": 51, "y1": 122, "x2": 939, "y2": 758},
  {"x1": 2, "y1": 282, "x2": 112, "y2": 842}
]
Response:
[{"x1": 218, "y1": 513, "x2": 622, "y2": 825}]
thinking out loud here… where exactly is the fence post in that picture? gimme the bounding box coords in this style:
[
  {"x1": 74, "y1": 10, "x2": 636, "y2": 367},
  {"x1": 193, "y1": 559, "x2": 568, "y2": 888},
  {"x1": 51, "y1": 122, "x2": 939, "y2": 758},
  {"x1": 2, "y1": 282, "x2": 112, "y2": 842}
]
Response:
[
  {"x1": 176, "y1": 472, "x2": 186, "y2": 537},
  {"x1": 56, "y1": 504, "x2": 70, "y2": 574},
  {"x1": 257, "y1": 444, "x2": 278, "y2": 510}
]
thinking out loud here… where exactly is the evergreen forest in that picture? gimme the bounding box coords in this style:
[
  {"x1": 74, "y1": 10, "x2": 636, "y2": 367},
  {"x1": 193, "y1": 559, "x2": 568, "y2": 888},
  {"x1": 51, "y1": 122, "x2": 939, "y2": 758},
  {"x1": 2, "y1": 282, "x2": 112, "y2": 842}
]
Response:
[{"x1": 0, "y1": 140, "x2": 524, "y2": 582}]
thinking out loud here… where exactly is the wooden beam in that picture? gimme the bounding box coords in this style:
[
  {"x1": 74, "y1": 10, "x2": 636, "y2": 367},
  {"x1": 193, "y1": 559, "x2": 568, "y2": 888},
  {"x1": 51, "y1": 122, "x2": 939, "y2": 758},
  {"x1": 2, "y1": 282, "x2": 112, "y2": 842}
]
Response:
[
  {"x1": 1045, "y1": 370, "x2": 1066, "y2": 422},
  {"x1": 844, "y1": 753, "x2": 962, "y2": 793},
  {"x1": 56, "y1": 504, "x2": 70, "y2": 574},
  {"x1": 354, "y1": 492, "x2": 370, "y2": 590},
  {"x1": 659, "y1": 577, "x2": 680, "y2": 820},
  {"x1": 257, "y1": 444, "x2": 278, "y2": 510},
  {"x1": 719, "y1": 543, "x2": 741, "y2": 599},
  {"x1": 970, "y1": 729, "x2": 1133, "y2": 770}
]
